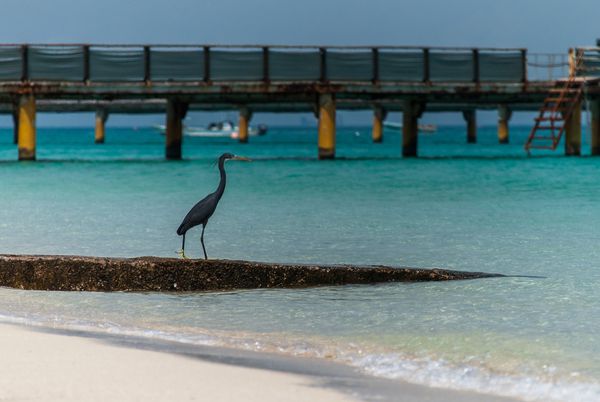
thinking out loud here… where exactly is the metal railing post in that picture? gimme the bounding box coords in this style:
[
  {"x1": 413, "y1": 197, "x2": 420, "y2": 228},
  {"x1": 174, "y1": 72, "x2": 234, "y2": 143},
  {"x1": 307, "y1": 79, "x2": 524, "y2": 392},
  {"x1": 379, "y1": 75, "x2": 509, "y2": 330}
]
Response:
[
  {"x1": 21, "y1": 45, "x2": 28, "y2": 82},
  {"x1": 521, "y1": 49, "x2": 527, "y2": 83},
  {"x1": 262, "y1": 46, "x2": 269, "y2": 83},
  {"x1": 372, "y1": 47, "x2": 379, "y2": 84},
  {"x1": 423, "y1": 48, "x2": 430, "y2": 82},
  {"x1": 144, "y1": 45, "x2": 151, "y2": 83},
  {"x1": 203, "y1": 46, "x2": 210, "y2": 82},
  {"x1": 83, "y1": 45, "x2": 90, "y2": 83},
  {"x1": 319, "y1": 47, "x2": 327, "y2": 83},
  {"x1": 472, "y1": 48, "x2": 479, "y2": 84}
]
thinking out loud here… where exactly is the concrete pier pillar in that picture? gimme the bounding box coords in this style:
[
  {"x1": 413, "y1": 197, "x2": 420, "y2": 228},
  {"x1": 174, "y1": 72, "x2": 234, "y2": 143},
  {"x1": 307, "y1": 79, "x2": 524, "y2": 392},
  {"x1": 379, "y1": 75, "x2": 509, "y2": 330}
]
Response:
[
  {"x1": 238, "y1": 108, "x2": 251, "y2": 143},
  {"x1": 463, "y1": 110, "x2": 477, "y2": 144},
  {"x1": 402, "y1": 100, "x2": 422, "y2": 157},
  {"x1": 498, "y1": 105, "x2": 512, "y2": 144},
  {"x1": 95, "y1": 109, "x2": 108, "y2": 144},
  {"x1": 372, "y1": 107, "x2": 386, "y2": 143},
  {"x1": 18, "y1": 94, "x2": 36, "y2": 161},
  {"x1": 564, "y1": 101, "x2": 582, "y2": 156},
  {"x1": 318, "y1": 94, "x2": 336, "y2": 159},
  {"x1": 591, "y1": 100, "x2": 600, "y2": 156},
  {"x1": 165, "y1": 99, "x2": 187, "y2": 160}
]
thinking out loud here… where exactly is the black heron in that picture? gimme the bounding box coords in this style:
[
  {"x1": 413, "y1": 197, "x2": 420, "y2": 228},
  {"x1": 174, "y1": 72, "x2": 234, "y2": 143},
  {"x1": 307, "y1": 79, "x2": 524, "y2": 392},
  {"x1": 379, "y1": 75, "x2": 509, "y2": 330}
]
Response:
[{"x1": 177, "y1": 153, "x2": 251, "y2": 259}]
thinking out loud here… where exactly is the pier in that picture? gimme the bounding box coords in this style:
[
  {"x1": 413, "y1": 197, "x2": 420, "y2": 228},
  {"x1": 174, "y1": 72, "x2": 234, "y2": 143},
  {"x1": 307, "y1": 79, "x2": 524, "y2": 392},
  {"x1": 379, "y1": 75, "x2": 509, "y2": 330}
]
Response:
[{"x1": 1, "y1": 44, "x2": 600, "y2": 159}]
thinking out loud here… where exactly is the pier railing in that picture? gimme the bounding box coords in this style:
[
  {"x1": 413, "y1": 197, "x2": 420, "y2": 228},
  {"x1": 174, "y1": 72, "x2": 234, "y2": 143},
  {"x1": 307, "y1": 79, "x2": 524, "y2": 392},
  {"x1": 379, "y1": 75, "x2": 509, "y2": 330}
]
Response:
[
  {"x1": 574, "y1": 47, "x2": 600, "y2": 78},
  {"x1": 0, "y1": 44, "x2": 528, "y2": 84},
  {"x1": 526, "y1": 53, "x2": 569, "y2": 81}
]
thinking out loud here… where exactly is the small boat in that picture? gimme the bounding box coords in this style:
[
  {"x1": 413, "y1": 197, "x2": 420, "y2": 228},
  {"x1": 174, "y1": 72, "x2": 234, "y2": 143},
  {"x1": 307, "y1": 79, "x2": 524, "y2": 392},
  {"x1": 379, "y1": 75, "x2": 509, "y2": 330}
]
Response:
[
  {"x1": 154, "y1": 121, "x2": 268, "y2": 138},
  {"x1": 383, "y1": 121, "x2": 437, "y2": 133}
]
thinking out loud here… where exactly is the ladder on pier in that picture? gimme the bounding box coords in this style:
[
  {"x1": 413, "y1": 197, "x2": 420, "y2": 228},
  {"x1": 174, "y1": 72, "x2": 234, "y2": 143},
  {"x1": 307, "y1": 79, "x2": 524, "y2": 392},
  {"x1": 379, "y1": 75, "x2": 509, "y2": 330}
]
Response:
[{"x1": 524, "y1": 54, "x2": 585, "y2": 153}]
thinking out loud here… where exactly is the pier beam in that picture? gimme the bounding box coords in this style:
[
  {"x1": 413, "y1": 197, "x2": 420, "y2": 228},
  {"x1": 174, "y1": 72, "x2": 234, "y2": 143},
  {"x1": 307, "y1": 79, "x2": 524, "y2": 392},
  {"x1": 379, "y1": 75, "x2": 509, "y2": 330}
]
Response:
[
  {"x1": 238, "y1": 108, "x2": 252, "y2": 143},
  {"x1": 402, "y1": 100, "x2": 423, "y2": 157},
  {"x1": 165, "y1": 99, "x2": 188, "y2": 160},
  {"x1": 497, "y1": 105, "x2": 512, "y2": 144},
  {"x1": 591, "y1": 100, "x2": 600, "y2": 156},
  {"x1": 564, "y1": 100, "x2": 582, "y2": 156},
  {"x1": 372, "y1": 107, "x2": 386, "y2": 143},
  {"x1": 318, "y1": 94, "x2": 336, "y2": 159},
  {"x1": 17, "y1": 94, "x2": 36, "y2": 161},
  {"x1": 94, "y1": 109, "x2": 108, "y2": 144},
  {"x1": 463, "y1": 110, "x2": 477, "y2": 144}
]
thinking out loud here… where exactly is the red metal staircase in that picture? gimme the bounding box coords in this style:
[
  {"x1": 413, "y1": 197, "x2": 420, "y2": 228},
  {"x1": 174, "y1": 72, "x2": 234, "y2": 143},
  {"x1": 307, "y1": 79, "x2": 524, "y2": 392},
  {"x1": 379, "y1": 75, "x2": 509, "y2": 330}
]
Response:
[{"x1": 524, "y1": 53, "x2": 584, "y2": 152}]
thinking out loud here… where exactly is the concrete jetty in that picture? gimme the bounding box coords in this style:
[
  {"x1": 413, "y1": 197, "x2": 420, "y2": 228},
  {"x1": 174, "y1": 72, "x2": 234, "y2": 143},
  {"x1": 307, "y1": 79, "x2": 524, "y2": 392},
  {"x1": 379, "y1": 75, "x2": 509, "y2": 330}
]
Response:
[
  {"x1": 3, "y1": 43, "x2": 599, "y2": 159},
  {"x1": 0, "y1": 254, "x2": 503, "y2": 292}
]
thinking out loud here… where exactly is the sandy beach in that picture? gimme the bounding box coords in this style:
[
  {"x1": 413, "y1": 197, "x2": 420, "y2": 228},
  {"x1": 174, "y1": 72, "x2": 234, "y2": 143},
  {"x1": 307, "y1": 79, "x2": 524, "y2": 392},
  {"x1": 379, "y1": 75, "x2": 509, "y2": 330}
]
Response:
[
  {"x1": 0, "y1": 323, "x2": 519, "y2": 402},
  {"x1": 0, "y1": 323, "x2": 355, "y2": 402}
]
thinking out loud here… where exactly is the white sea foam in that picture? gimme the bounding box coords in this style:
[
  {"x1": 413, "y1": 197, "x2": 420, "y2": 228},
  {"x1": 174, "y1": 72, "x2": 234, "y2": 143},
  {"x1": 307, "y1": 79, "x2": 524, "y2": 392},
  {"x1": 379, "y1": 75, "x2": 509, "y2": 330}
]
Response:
[{"x1": 1, "y1": 311, "x2": 599, "y2": 402}]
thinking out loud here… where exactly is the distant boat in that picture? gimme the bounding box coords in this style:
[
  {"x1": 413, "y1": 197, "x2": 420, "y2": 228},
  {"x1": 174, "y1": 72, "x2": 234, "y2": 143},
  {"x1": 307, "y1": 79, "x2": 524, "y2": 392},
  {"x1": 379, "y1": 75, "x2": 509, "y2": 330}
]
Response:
[
  {"x1": 383, "y1": 121, "x2": 437, "y2": 133},
  {"x1": 154, "y1": 121, "x2": 268, "y2": 138}
]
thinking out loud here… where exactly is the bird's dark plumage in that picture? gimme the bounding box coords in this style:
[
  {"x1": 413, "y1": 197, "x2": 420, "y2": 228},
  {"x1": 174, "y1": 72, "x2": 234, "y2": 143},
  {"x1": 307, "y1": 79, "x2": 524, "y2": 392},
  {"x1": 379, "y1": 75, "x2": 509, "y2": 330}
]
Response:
[{"x1": 177, "y1": 152, "x2": 250, "y2": 259}]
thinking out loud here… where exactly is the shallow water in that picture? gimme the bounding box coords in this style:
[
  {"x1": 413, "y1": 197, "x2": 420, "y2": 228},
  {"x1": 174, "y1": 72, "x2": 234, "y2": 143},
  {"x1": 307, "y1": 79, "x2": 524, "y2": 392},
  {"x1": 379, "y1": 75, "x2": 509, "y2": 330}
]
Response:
[{"x1": 0, "y1": 125, "x2": 599, "y2": 401}]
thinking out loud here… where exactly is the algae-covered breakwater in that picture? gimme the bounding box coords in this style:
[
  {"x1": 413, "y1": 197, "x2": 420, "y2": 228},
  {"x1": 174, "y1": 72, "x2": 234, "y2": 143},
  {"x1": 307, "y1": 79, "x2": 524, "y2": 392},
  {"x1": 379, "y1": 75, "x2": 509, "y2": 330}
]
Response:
[{"x1": 0, "y1": 255, "x2": 503, "y2": 292}]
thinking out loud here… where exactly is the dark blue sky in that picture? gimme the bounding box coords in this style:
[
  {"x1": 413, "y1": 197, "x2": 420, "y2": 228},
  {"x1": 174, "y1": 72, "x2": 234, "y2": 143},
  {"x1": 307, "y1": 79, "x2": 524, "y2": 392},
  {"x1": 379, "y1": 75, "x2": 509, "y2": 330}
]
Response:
[{"x1": 1, "y1": 0, "x2": 596, "y2": 126}]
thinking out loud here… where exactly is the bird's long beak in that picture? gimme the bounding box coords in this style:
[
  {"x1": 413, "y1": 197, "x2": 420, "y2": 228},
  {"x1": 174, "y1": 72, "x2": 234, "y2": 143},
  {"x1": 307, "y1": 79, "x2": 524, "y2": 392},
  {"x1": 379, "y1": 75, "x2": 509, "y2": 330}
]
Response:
[{"x1": 233, "y1": 156, "x2": 252, "y2": 162}]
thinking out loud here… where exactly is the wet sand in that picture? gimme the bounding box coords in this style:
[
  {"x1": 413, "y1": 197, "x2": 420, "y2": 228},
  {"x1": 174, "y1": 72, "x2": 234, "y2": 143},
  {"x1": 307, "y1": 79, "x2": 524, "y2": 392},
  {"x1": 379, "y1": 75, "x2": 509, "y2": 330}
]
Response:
[{"x1": 0, "y1": 323, "x2": 518, "y2": 402}]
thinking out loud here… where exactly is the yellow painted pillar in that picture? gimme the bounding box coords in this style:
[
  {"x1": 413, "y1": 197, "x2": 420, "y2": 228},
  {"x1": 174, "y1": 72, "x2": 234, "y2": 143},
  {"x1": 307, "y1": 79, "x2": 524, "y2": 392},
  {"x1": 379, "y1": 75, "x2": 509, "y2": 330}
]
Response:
[
  {"x1": 318, "y1": 94, "x2": 336, "y2": 159},
  {"x1": 498, "y1": 105, "x2": 512, "y2": 144},
  {"x1": 372, "y1": 107, "x2": 385, "y2": 143},
  {"x1": 591, "y1": 100, "x2": 600, "y2": 156},
  {"x1": 564, "y1": 100, "x2": 582, "y2": 156},
  {"x1": 18, "y1": 94, "x2": 36, "y2": 161},
  {"x1": 95, "y1": 109, "x2": 108, "y2": 144},
  {"x1": 238, "y1": 108, "x2": 251, "y2": 143},
  {"x1": 463, "y1": 110, "x2": 477, "y2": 144},
  {"x1": 402, "y1": 100, "x2": 422, "y2": 157},
  {"x1": 165, "y1": 99, "x2": 186, "y2": 160}
]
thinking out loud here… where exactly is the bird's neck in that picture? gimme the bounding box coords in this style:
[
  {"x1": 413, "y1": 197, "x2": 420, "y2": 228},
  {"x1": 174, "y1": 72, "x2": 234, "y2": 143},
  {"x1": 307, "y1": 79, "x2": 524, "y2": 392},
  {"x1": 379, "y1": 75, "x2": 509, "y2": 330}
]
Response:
[{"x1": 216, "y1": 158, "x2": 227, "y2": 198}]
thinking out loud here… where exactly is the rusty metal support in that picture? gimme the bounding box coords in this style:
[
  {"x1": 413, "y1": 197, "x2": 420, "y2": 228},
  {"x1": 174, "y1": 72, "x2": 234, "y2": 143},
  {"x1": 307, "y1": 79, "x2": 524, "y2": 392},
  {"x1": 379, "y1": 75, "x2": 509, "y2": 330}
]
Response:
[
  {"x1": 18, "y1": 94, "x2": 36, "y2": 161},
  {"x1": 165, "y1": 99, "x2": 188, "y2": 160},
  {"x1": 238, "y1": 107, "x2": 252, "y2": 143},
  {"x1": 402, "y1": 100, "x2": 423, "y2": 157},
  {"x1": 498, "y1": 105, "x2": 512, "y2": 144},
  {"x1": 463, "y1": 110, "x2": 477, "y2": 144},
  {"x1": 372, "y1": 106, "x2": 386, "y2": 143},
  {"x1": 95, "y1": 108, "x2": 109, "y2": 144},
  {"x1": 318, "y1": 94, "x2": 335, "y2": 159}
]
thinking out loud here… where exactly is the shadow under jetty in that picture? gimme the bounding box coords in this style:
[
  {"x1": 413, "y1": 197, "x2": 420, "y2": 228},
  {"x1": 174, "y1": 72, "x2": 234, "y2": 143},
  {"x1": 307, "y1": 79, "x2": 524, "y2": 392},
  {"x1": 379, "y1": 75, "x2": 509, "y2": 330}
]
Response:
[{"x1": 0, "y1": 255, "x2": 504, "y2": 292}]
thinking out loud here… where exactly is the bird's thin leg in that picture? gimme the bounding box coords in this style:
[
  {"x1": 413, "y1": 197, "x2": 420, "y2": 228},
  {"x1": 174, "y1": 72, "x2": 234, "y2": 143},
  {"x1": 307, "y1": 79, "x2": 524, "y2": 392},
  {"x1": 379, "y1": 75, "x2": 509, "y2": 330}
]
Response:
[
  {"x1": 177, "y1": 233, "x2": 188, "y2": 259},
  {"x1": 200, "y1": 225, "x2": 208, "y2": 260}
]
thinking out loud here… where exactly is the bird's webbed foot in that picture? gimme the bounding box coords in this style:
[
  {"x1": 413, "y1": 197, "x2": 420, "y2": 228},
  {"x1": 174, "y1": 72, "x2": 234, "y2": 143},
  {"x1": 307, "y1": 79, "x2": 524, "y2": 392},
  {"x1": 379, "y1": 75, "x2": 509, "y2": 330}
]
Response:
[{"x1": 176, "y1": 249, "x2": 189, "y2": 259}]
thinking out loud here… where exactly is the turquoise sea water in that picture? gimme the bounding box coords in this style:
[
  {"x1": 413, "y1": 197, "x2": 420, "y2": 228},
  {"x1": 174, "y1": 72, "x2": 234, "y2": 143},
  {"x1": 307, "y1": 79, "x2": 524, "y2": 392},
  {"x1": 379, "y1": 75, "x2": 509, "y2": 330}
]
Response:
[{"x1": 1, "y1": 125, "x2": 600, "y2": 400}]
